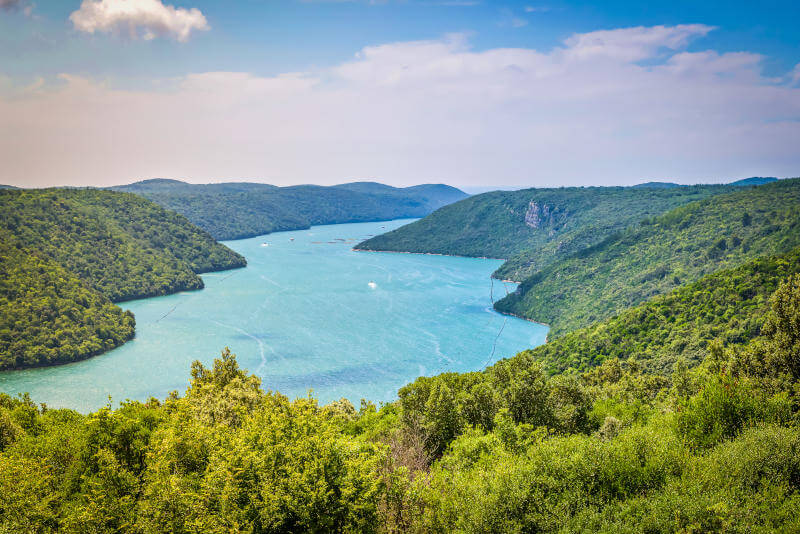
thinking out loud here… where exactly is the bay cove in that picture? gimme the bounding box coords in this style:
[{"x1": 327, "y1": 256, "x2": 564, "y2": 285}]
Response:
[{"x1": 0, "y1": 219, "x2": 548, "y2": 411}]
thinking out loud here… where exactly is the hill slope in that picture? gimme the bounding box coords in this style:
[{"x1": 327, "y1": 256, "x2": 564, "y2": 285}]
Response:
[
  {"x1": 518, "y1": 246, "x2": 800, "y2": 374},
  {"x1": 0, "y1": 189, "x2": 245, "y2": 302},
  {"x1": 0, "y1": 189, "x2": 245, "y2": 369},
  {"x1": 111, "y1": 180, "x2": 468, "y2": 241},
  {"x1": 356, "y1": 185, "x2": 730, "y2": 280},
  {"x1": 496, "y1": 179, "x2": 800, "y2": 336},
  {"x1": 0, "y1": 234, "x2": 136, "y2": 370}
]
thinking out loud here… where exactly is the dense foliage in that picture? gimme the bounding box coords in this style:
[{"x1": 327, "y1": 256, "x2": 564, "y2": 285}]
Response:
[
  {"x1": 0, "y1": 234, "x2": 135, "y2": 370},
  {"x1": 0, "y1": 188, "x2": 245, "y2": 301},
  {"x1": 497, "y1": 179, "x2": 800, "y2": 336},
  {"x1": 520, "y1": 246, "x2": 800, "y2": 374},
  {"x1": 2, "y1": 274, "x2": 800, "y2": 532},
  {"x1": 356, "y1": 185, "x2": 730, "y2": 280},
  {"x1": 0, "y1": 350, "x2": 385, "y2": 533},
  {"x1": 112, "y1": 179, "x2": 468, "y2": 241},
  {"x1": 0, "y1": 188, "x2": 245, "y2": 369}
]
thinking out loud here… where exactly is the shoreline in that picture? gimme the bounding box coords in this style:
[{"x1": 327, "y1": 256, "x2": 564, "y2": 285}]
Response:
[
  {"x1": 494, "y1": 309, "x2": 551, "y2": 342},
  {"x1": 3, "y1": 264, "x2": 247, "y2": 373},
  {"x1": 0, "y1": 329, "x2": 136, "y2": 373}
]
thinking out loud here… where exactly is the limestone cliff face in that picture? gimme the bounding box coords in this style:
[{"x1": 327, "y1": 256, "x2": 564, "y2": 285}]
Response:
[{"x1": 525, "y1": 201, "x2": 551, "y2": 229}]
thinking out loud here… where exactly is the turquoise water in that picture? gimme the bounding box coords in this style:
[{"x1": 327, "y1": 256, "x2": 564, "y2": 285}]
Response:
[{"x1": 0, "y1": 219, "x2": 548, "y2": 412}]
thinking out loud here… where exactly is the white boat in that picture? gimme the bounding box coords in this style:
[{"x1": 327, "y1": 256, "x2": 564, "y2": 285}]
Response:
[{"x1": 368, "y1": 281, "x2": 377, "y2": 289}]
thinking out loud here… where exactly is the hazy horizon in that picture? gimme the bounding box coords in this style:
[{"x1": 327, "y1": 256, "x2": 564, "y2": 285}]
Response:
[
  {"x1": 1, "y1": 175, "x2": 792, "y2": 192},
  {"x1": 1, "y1": 1, "x2": 798, "y2": 189}
]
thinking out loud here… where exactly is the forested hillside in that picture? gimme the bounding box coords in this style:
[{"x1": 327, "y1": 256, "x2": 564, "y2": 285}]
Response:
[
  {"x1": 111, "y1": 179, "x2": 468, "y2": 241},
  {"x1": 0, "y1": 234, "x2": 135, "y2": 370},
  {"x1": 356, "y1": 185, "x2": 729, "y2": 280},
  {"x1": 496, "y1": 179, "x2": 800, "y2": 336},
  {"x1": 1, "y1": 189, "x2": 245, "y2": 301},
  {"x1": 519, "y1": 246, "x2": 800, "y2": 374},
  {"x1": 0, "y1": 189, "x2": 245, "y2": 369},
  {"x1": 2, "y1": 271, "x2": 800, "y2": 532}
]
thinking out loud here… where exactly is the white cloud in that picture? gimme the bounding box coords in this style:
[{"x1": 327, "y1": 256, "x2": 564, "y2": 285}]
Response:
[
  {"x1": 70, "y1": 0, "x2": 209, "y2": 42},
  {"x1": 2, "y1": 25, "x2": 799, "y2": 188},
  {"x1": 563, "y1": 24, "x2": 714, "y2": 62}
]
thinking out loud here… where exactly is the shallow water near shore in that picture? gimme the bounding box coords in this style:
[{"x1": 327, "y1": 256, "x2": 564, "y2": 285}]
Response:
[{"x1": 0, "y1": 219, "x2": 548, "y2": 412}]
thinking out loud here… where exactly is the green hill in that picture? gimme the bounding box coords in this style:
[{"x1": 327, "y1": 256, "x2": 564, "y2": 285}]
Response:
[
  {"x1": 517, "y1": 246, "x2": 800, "y2": 374},
  {"x1": 0, "y1": 188, "x2": 245, "y2": 369},
  {"x1": 0, "y1": 189, "x2": 245, "y2": 302},
  {"x1": 356, "y1": 185, "x2": 731, "y2": 281},
  {"x1": 111, "y1": 179, "x2": 468, "y2": 241},
  {"x1": 496, "y1": 179, "x2": 800, "y2": 336},
  {"x1": 0, "y1": 234, "x2": 136, "y2": 370},
  {"x1": 113, "y1": 178, "x2": 278, "y2": 194}
]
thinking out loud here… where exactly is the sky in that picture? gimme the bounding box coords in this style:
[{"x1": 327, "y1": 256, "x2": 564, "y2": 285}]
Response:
[{"x1": 1, "y1": 0, "x2": 799, "y2": 189}]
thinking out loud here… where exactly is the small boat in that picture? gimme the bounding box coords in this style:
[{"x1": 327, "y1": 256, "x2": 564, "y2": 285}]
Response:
[
  {"x1": 368, "y1": 281, "x2": 377, "y2": 289},
  {"x1": 289, "y1": 238, "x2": 295, "y2": 241},
  {"x1": 260, "y1": 243, "x2": 269, "y2": 247}
]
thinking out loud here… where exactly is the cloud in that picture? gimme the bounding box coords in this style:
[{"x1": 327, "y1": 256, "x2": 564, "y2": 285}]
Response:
[
  {"x1": 1, "y1": 25, "x2": 799, "y2": 188},
  {"x1": 563, "y1": 24, "x2": 714, "y2": 62},
  {"x1": 69, "y1": 0, "x2": 209, "y2": 42}
]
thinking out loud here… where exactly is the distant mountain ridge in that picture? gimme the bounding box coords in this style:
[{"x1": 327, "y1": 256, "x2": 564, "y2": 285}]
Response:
[
  {"x1": 728, "y1": 176, "x2": 778, "y2": 186},
  {"x1": 631, "y1": 177, "x2": 779, "y2": 188},
  {"x1": 111, "y1": 179, "x2": 468, "y2": 241},
  {"x1": 630, "y1": 181, "x2": 683, "y2": 188},
  {"x1": 116, "y1": 178, "x2": 279, "y2": 194}
]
